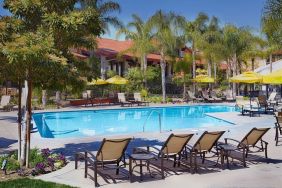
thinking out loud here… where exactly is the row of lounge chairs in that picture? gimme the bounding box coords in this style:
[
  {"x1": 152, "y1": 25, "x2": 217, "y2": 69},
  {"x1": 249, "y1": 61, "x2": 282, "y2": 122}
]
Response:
[
  {"x1": 187, "y1": 90, "x2": 235, "y2": 103},
  {"x1": 118, "y1": 93, "x2": 150, "y2": 107},
  {"x1": 75, "y1": 127, "x2": 270, "y2": 187}
]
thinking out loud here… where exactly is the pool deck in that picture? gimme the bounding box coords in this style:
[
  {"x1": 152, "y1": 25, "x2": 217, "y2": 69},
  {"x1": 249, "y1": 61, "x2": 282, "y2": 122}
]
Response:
[{"x1": 1, "y1": 103, "x2": 282, "y2": 188}]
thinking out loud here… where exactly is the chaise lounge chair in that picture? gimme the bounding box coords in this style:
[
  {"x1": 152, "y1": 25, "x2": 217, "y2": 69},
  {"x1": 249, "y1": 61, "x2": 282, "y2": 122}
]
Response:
[
  {"x1": 0, "y1": 95, "x2": 11, "y2": 111},
  {"x1": 223, "y1": 90, "x2": 235, "y2": 102},
  {"x1": 258, "y1": 95, "x2": 274, "y2": 114},
  {"x1": 201, "y1": 91, "x2": 215, "y2": 103},
  {"x1": 133, "y1": 93, "x2": 150, "y2": 106},
  {"x1": 211, "y1": 91, "x2": 223, "y2": 102},
  {"x1": 267, "y1": 92, "x2": 277, "y2": 107},
  {"x1": 275, "y1": 112, "x2": 282, "y2": 146},
  {"x1": 187, "y1": 91, "x2": 204, "y2": 103},
  {"x1": 223, "y1": 127, "x2": 270, "y2": 167},
  {"x1": 186, "y1": 131, "x2": 225, "y2": 172},
  {"x1": 142, "y1": 133, "x2": 194, "y2": 178},
  {"x1": 118, "y1": 93, "x2": 134, "y2": 107},
  {"x1": 75, "y1": 137, "x2": 132, "y2": 187}
]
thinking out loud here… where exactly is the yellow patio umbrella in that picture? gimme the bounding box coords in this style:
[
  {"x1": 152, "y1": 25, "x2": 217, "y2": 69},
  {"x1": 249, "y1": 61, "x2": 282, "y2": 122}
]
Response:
[
  {"x1": 106, "y1": 75, "x2": 128, "y2": 85},
  {"x1": 229, "y1": 71, "x2": 262, "y2": 84},
  {"x1": 230, "y1": 71, "x2": 263, "y2": 105},
  {"x1": 263, "y1": 69, "x2": 282, "y2": 84},
  {"x1": 193, "y1": 75, "x2": 215, "y2": 83},
  {"x1": 88, "y1": 78, "x2": 108, "y2": 86}
]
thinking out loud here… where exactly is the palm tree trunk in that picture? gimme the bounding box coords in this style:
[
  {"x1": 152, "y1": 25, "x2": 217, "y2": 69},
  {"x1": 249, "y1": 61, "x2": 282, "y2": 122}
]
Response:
[
  {"x1": 183, "y1": 78, "x2": 186, "y2": 100},
  {"x1": 269, "y1": 54, "x2": 273, "y2": 73},
  {"x1": 20, "y1": 81, "x2": 27, "y2": 167},
  {"x1": 213, "y1": 61, "x2": 217, "y2": 85},
  {"x1": 143, "y1": 55, "x2": 148, "y2": 88},
  {"x1": 251, "y1": 58, "x2": 255, "y2": 71},
  {"x1": 25, "y1": 79, "x2": 32, "y2": 168},
  {"x1": 17, "y1": 80, "x2": 22, "y2": 163},
  {"x1": 192, "y1": 43, "x2": 196, "y2": 93},
  {"x1": 160, "y1": 50, "x2": 166, "y2": 103},
  {"x1": 232, "y1": 54, "x2": 237, "y2": 97}
]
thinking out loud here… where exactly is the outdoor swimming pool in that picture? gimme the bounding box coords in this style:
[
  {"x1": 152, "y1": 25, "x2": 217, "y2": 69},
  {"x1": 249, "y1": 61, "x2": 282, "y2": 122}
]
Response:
[{"x1": 33, "y1": 105, "x2": 237, "y2": 138}]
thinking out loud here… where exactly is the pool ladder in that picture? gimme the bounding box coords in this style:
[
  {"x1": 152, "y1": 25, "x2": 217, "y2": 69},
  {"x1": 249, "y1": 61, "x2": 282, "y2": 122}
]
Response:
[{"x1": 142, "y1": 110, "x2": 162, "y2": 133}]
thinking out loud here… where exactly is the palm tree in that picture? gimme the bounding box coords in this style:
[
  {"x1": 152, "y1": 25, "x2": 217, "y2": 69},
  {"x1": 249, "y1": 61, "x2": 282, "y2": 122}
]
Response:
[
  {"x1": 184, "y1": 13, "x2": 209, "y2": 79},
  {"x1": 116, "y1": 14, "x2": 154, "y2": 87},
  {"x1": 262, "y1": 0, "x2": 282, "y2": 72},
  {"x1": 80, "y1": 0, "x2": 122, "y2": 32},
  {"x1": 149, "y1": 10, "x2": 185, "y2": 102},
  {"x1": 197, "y1": 16, "x2": 222, "y2": 82},
  {"x1": 219, "y1": 25, "x2": 254, "y2": 96},
  {"x1": 262, "y1": 0, "x2": 282, "y2": 49}
]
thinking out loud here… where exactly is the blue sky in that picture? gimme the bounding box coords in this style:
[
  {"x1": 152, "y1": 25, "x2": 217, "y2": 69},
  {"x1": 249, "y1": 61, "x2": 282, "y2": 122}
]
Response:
[{"x1": 0, "y1": 0, "x2": 266, "y2": 39}]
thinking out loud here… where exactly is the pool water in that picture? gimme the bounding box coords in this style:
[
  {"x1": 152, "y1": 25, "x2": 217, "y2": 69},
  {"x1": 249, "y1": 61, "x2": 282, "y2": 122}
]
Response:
[{"x1": 33, "y1": 105, "x2": 237, "y2": 138}]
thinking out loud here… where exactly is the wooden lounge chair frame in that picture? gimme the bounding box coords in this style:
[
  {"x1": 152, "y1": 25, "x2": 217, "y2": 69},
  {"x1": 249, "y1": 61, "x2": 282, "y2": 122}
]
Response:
[
  {"x1": 75, "y1": 138, "x2": 131, "y2": 187},
  {"x1": 224, "y1": 127, "x2": 270, "y2": 167},
  {"x1": 275, "y1": 112, "x2": 282, "y2": 146},
  {"x1": 186, "y1": 131, "x2": 225, "y2": 172},
  {"x1": 187, "y1": 91, "x2": 204, "y2": 103},
  {"x1": 145, "y1": 133, "x2": 194, "y2": 178}
]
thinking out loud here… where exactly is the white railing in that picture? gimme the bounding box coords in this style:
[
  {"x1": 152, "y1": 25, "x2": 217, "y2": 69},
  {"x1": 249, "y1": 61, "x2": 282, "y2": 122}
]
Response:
[{"x1": 142, "y1": 110, "x2": 162, "y2": 133}]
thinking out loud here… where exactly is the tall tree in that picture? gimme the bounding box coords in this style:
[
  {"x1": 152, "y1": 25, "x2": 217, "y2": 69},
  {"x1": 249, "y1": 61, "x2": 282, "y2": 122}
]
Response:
[
  {"x1": 197, "y1": 16, "x2": 222, "y2": 82},
  {"x1": 116, "y1": 14, "x2": 154, "y2": 87},
  {"x1": 80, "y1": 0, "x2": 122, "y2": 32},
  {"x1": 3, "y1": 0, "x2": 103, "y2": 167},
  {"x1": 149, "y1": 10, "x2": 185, "y2": 102},
  {"x1": 262, "y1": 0, "x2": 282, "y2": 72},
  {"x1": 219, "y1": 25, "x2": 254, "y2": 96},
  {"x1": 183, "y1": 13, "x2": 209, "y2": 87}
]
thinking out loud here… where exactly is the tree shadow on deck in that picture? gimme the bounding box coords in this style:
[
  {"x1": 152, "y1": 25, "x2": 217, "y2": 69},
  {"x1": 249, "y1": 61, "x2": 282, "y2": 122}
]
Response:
[{"x1": 0, "y1": 137, "x2": 17, "y2": 153}]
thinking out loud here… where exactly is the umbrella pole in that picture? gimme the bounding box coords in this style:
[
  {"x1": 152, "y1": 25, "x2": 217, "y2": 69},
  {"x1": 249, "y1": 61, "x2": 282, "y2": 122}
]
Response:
[{"x1": 266, "y1": 84, "x2": 269, "y2": 99}]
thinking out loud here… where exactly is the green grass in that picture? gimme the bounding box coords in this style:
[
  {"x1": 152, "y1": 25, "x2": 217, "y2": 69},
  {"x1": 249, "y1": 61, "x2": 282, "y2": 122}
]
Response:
[{"x1": 0, "y1": 178, "x2": 75, "y2": 188}]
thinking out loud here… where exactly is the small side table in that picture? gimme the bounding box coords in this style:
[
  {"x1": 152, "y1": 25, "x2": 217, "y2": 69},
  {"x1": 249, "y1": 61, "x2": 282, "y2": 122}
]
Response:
[
  {"x1": 129, "y1": 152, "x2": 156, "y2": 182},
  {"x1": 218, "y1": 144, "x2": 237, "y2": 169}
]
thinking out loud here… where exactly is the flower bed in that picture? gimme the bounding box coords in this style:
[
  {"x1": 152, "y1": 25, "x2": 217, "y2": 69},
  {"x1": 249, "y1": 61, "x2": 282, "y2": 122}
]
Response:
[{"x1": 0, "y1": 148, "x2": 67, "y2": 178}]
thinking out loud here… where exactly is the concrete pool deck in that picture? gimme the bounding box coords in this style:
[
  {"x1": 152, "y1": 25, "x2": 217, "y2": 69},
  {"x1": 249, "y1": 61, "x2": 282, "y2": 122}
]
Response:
[{"x1": 0, "y1": 103, "x2": 281, "y2": 188}]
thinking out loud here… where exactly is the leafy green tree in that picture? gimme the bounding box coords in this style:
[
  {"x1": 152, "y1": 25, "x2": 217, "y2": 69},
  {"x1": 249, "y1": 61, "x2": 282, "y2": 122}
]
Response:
[
  {"x1": 219, "y1": 25, "x2": 255, "y2": 95},
  {"x1": 173, "y1": 54, "x2": 192, "y2": 99},
  {"x1": 262, "y1": 0, "x2": 282, "y2": 72},
  {"x1": 116, "y1": 14, "x2": 154, "y2": 87},
  {"x1": 80, "y1": 0, "x2": 122, "y2": 32},
  {"x1": 125, "y1": 66, "x2": 159, "y2": 92},
  {"x1": 149, "y1": 10, "x2": 185, "y2": 102},
  {"x1": 262, "y1": 0, "x2": 282, "y2": 49},
  {"x1": 197, "y1": 16, "x2": 222, "y2": 82},
  {"x1": 2, "y1": 0, "x2": 103, "y2": 167},
  {"x1": 183, "y1": 13, "x2": 209, "y2": 80}
]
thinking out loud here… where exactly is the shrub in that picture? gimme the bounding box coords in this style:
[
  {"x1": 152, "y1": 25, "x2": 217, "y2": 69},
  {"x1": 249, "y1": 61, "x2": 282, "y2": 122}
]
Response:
[{"x1": 0, "y1": 154, "x2": 20, "y2": 171}]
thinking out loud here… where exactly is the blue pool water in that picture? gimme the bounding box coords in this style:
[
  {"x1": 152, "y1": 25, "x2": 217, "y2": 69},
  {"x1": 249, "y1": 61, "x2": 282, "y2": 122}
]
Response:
[{"x1": 33, "y1": 105, "x2": 237, "y2": 138}]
